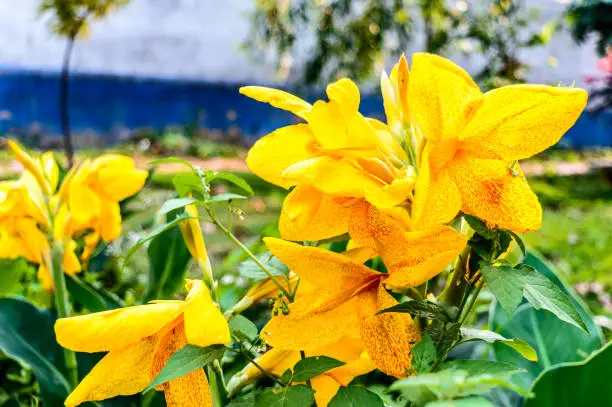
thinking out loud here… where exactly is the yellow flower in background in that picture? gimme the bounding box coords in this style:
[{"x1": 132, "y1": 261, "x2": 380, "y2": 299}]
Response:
[
  {"x1": 260, "y1": 210, "x2": 465, "y2": 378},
  {"x1": 241, "y1": 79, "x2": 416, "y2": 242},
  {"x1": 380, "y1": 54, "x2": 410, "y2": 136},
  {"x1": 55, "y1": 280, "x2": 230, "y2": 407},
  {"x1": 229, "y1": 337, "x2": 376, "y2": 406},
  {"x1": 66, "y1": 154, "x2": 148, "y2": 242},
  {"x1": 178, "y1": 202, "x2": 214, "y2": 283},
  {"x1": 403, "y1": 53, "x2": 587, "y2": 232}
]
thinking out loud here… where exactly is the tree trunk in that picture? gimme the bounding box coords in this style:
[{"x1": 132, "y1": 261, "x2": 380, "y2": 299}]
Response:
[{"x1": 60, "y1": 34, "x2": 76, "y2": 168}]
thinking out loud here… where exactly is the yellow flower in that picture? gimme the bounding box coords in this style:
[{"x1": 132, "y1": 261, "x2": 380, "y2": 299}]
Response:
[
  {"x1": 66, "y1": 154, "x2": 148, "y2": 241},
  {"x1": 229, "y1": 337, "x2": 376, "y2": 406},
  {"x1": 260, "y1": 206, "x2": 466, "y2": 378},
  {"x1": 241, "y1": 79, "x2": 416, "y2": 242},
  {"x1": 403, "y1": 53, "x2": 587, "y2": 232},
  {"x1": 54, "y1": 280, "x2": 230, "y2": 407},
  {"x1": 178, "y1": 202, "x2": 213, "y2": 282},
  {"x1": 8, "y1": 140, "x2": 57, "y2": 195}
]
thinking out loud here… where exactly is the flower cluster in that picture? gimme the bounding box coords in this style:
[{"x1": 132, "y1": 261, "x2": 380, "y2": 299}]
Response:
[
  {"x1": 0, "y1": 142, "x2": 147, "y2": 290},
  {"x1": 236, "y1": 53, "x2": 587, "y2": 396}
]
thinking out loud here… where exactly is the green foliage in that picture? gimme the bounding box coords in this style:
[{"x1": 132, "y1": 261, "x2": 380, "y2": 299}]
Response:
[
  {"x1": 238, "y1": 254, "x2": 289, "y2": 281},
  {"x1": 480, "y1": 262, "x2": 587, "y2": 332},
  {"x1": 566, "y1": 0, "x2": 612, "y2": 55},
  {"x1": 328, "y1": 386, "x2": 384, "y2": 407},
  {"x1": 254, "y1": 385, "x2": 315, "y2": 407},
  {"x1": 245, "y1": 0, "x2": 552, "y2": 87},
  {"x1": 0, "y1": 259, "x2": 30, "y2": 297},
  {"x1": 65, "y1": 274, "x2": 122, "y2": 312},
  {"x1": 525, "y1": 342, "x2": 612, "y2": 407},
  {"x1": 459, "y1": 328, "x2": 537, "y2": 362},
  {"x1": 39, "y1": 0, "x2": 130, "y2": 38},
  {"x1": 292, "y1": 356, "x2": 345, "y2": 382},
  {"x1": 146, "y1": 344, "x2": 226, "y2": 391},
  {"x1": 0, "y1": 298, "x2": 70, "y2": 406},
  {"x1": 411, "y1": 334, "x2": 437, "y2": 374},
  {"x1": 229, "y1": 315, "x2": 259, "y2": 343}
]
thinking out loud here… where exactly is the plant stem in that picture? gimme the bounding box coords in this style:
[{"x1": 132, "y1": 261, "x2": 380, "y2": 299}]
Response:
[
  {"x1": 459, "y1": 280, "x2": 484, "y2": 325},
  {"x1": 207, "y1": 364, "x2": 226, "y2": 407},
  {"x1": 204, "y1": 205, "x2": 293, "y2": 300},
  {"x1": 440, "y1": 246, "x2": 471, "y2": 308},
  {"x1": 299, "y1": 350, "x2": 316, "y2": 406},
  {"x1": 48, "y1": 247, "x2": 78, "y2": 388}
]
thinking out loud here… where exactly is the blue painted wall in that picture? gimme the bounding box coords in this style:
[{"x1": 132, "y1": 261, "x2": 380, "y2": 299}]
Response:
[{"x1": 0, "y1": 68, "x2": 610, "y2": 147}]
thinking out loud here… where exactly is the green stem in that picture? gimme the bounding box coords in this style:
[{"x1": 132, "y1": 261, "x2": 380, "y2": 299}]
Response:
[
  {"x1": 459, "y1": 280, "x2": 484, "y2": 325},
  {"x1": 49, "y1": 247, "x2": 78, "y2": 388},
  {"x1": 440, "y1": 246, "x2": 471, "y2": 308},
  {"x1": 207, "y1": 365, "x2": 225, "y2": 407},
  {"x1": 204, "y1": 205, "x2": 293, "y2": 300}
]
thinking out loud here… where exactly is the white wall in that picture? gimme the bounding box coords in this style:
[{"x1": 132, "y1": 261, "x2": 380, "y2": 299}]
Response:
[{"x1": 0, "y1": 0, "x2": 601, "y2": 87}]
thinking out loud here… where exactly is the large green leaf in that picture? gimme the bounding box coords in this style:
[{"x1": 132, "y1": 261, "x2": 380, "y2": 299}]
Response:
[
  {"x1": 66, "y1": 275, "x2": 122, "y2": 312},
  {"x1": 292, "y1": 356, "x2": 345, "y2": 382},
  {"x1": 146, "y1": 344, "x2": 225, "y2": 391},
  {"x1": 254, "y1": 385, "x2": 314, "y2": 407},
  {"x1": 481, "y1": 262, "x2": 587, "y2": 332},
  {"x1": 525, "y1": 342, "x2": 612, "y2": 407},
  {"x1": 0, "y1": 298, "x2": 70, "y2": 406},
  {"x1": 411, "y1": 333, "x2": 437, "y2": 374},
  {"x1": 490, "y1": 252, "x2": 603, "y2": 390},
  {"x1": 144, "y1": 223, "x2": 191, "y2": 301},
  {"x1": 328, "y1": 386, "x2": 384, "y2": 407},
  {"x1": 459, "y1": 328, "x2": 537, "y2": 362}
]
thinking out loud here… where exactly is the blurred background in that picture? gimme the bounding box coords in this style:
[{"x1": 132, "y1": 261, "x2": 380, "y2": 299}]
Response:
[{"x1": 0, "y1": 0, "x2": 610, "y2": 338}]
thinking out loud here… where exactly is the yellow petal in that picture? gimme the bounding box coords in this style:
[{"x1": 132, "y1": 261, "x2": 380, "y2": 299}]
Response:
[
  {"x1": 311, "y1": 375, "x2": 342, "y2": 407},
  {"x1": 460, "y1": 85, "x2": 588, "y2": 161},
  {"x1": 358, "y1": 284, "x2": 420, "y2": 378},
  {"x1": 261, "y1": 294, "x2": 362, "y2": 351},
  {"x1": 365, "y1": 176, "x2": 415, "y2": 209},
  {"x1": 179, "y1": 203, "x2": 210, "y2": 266},
  {"x1": 65, "y1": 333, "x2": 162, "y2": 407},
  {"x1": 282, "y1": 156, "x2": 382, "y2": 198},
  {"x1": 8, "y1": 140, "x2": 51, "y2": 194},
  {"x1": 41, "y1": 152, "x2": 59, "y2": 192},
  {"x1": 412, "y1": 151, "x2": 461, "y2": 230},
  {"x1": 450, "y1": 156, "x2": 542, "y2": 233},
  {"x1": 246, "y1": 124, "x2": 317, "y2": 189},
  {"x1": 54, "y1": 302, "x2": 184, "y2": 352},
  {"x1": 91, "y1": 155, "x2": 148, "y2": 202},
  {"x1": 325, "y1": 78, "x2": 360, "y2": 118},
  {"x1": 99, "y1": 199, "x2": 121, "y2": 242},
  {"x1": 239, "y1": 86, "x2": 312, "y2": 120},
  {"x1": 279, "y1": 185, "x2": 354, "y2": 241},
  {"x1": 69, "y1": 184, "x2": 100, "y2": 225},
  {"x1": 183, "y1": 280, "x2": 231, "y2": 347},
  {"x1": 152, "y1": 323, "x2": 214, "y2": 407},
  {"x1": 37, "y1": 264, "x2": 54, "y2": 292},
  {"x1": 313, "y1": 337, "x2": 376, "y2": 386},
  {"x1": 63, "y1": 240, "x2": 82, "y2": 276},
  {"x1": 264, "y1": 237, "x2": 379, "y2": 293},
  {"x1": 408, "y1": 53, "x2": 482, "y2": 141},
  {"x1": 383, "y1": 227, "x2": 467, "y2": 289}
]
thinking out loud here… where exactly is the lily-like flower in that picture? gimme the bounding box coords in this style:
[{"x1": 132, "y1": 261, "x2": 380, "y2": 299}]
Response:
[
  {"x1": 54, "y1": 280, "x2": 230, "y2": 407},
  {"x1": 65, "y1": 154, "x2": 148, "y2": 242},
  {"x1": 403, "y1": 53, "x2": 587, "y2": 232},
  {"x1": 260, "y1": 205, "x2": 466, "y2": 378},
  {"x1": 179, "y1": 202, "x2": 214, "y2": 283},
  {"x1": 229, "y1": 336, "x2": 376, "y2": 406},
  {"x1": 241, "y1": 79, "x2": 416, "y2": 242}
]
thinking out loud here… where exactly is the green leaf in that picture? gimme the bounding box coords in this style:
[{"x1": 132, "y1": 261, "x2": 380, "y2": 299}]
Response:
[
  {"x1": 0, "y1": 298, "x2": 70, "y2": 406},
  {"x1": 460, "y1": 328, "x2": 537, "y2": 362},
  {"x1": 145, "y1": 222, "x2": 191, "y2": 301},
  {"x1": 229, "y1": 315, "x2": 259, "y2": 342},
  {"x1": 172, "y1": 173, "x2": 205, "y2": 197},
  {"x1": 0, "y1": 258, "x2": 29, "y2": 296},
  {"x1": 123, "y1": 213, "x2": 190, "y2": 267},
  {"x1": 480, "y1": 263, "x2": 524, "y2": 314},
  {"x1": 507, "y1": 230, "x2": 526, "y2": 256},
  {"x1": 65, "y1": 275, "x2": 110, "y2": 312},
  {"x1": 426, "y1": 397, "x2": 495, "y2": 407},
  {"x1": 411, "y1": 334, "x2": 437, "y2": 374},
  {"x1": 281, "y1": 369, "x2": 293, "y2": 383},
  {"x1": 206, "y1": 193, "x2": 248, "y2": 203},
  {"x1": 146, "y1": 344, "x2": 225, "y2": 391},
  {"x1": 489, "y1": 251, "x2": 603, "y2": 391},
  {"x1": 439, "y1": 360, "x2": 525, "y2": 378},
  {"x1": 481, "y1": 262, "x2": 587, "y2": 332},
  {"x1": 328, "y1": 386, "x2": 384, "y2": 407},
  {"x1": 464, "y1": 215, "x2": 495, "y2": 239},
  {"x1": 389, "y1": 369, "x2": 532, "y2": 402},
  {"x1": 292, "y1": 356, "x2": 345, "y2": 382},
  {"x1": 238, "y1": 254, "x2": 289, "y2": 281},
  {"x1": 148, "y1": 157, "x2": 196, "y2": 173},
  {"x1": 254, "y1": 385, "x2": 315, "y2": 407},
  {"x1": 227, "y1": 393, "x2": 257, "y2": 407},
  {"x1": 377, "y1": 300, "x2": 452, "y2": 321},
  {"x1": 211, "y1": 172, "x2": 254, "y2": 196},
  {"x1": 158, "y1": 197, "x2": 198, "y2": 216},
  {"x1": 525, "y1": 342, "x2": 612, "y2": 407}
]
